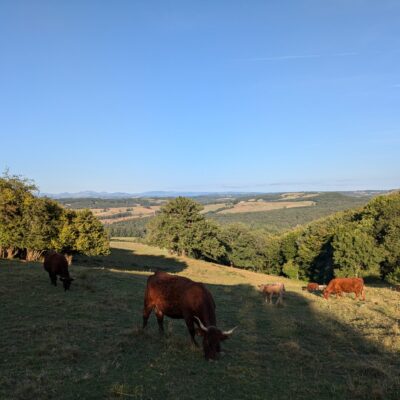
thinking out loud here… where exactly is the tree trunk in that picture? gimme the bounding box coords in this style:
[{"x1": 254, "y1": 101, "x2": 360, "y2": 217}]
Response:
[
  {"x1": 26, "y1": 249, "x2": 44, "y2": 262},
  {"x1": 7, "y1": 247, "x2": 19, "y2": 259}
]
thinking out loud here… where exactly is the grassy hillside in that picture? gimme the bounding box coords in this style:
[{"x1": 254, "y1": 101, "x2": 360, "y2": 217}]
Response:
[{"x1": 1, "y1": 239, "x2": 399, "y2": 399}]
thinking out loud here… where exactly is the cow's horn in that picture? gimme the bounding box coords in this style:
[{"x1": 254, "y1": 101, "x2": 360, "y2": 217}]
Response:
[
  {"x1": 194, "y1": 316, "x2": 208, "y2": 332},
  {"x1": 222, "y1": 326, "x2": 238, "y2": 336}
]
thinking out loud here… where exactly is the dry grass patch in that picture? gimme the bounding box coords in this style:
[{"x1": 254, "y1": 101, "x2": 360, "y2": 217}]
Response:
[{"x1": 218, "y1": 200, "x2": 316, "y2": 214}]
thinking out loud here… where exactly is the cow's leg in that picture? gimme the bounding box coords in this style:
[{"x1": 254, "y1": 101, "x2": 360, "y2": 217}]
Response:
[
  {"x1": 155, "y1": 308, "x2": 164, "y2": 334},
  {"x1": 185, "y1": 317, "x2": 198, "y2": 347},
  {"x1": 142, "y1": 304, "x2": 154, "y2": 329},
  {"x1": 49, "y1": 272, "x2": 57, "y2": 286}
]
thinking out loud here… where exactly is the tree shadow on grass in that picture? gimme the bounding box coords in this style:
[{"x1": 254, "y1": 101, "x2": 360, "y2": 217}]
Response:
[
  {"x1": 99, "y1": 269, "x2": 400, "y2": 400},
  {"x1": 74, "y1": 247, "x2": 188, "y2": 273}
]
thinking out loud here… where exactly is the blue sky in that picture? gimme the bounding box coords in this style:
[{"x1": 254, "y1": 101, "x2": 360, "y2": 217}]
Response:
[{"x1": 1, "y1": 0, "x2": 399, "y2": 193}]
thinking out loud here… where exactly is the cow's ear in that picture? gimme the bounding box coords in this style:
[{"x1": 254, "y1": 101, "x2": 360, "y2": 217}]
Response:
[
  {"x1": 196, "y1": 328, "x2": 205, "y2": 336},
  {"x1": 220, "y1": 333, "x2": 230, "y2": 341}
]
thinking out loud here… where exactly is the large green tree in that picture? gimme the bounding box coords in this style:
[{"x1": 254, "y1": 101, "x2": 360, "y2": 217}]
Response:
[
  {"x1": 332, "y1": 224, "x2": 383, "y2": 278},
  {"x1": 0, "y1": 173, "x2": 37, "y2": 258},
  {"x1": 218, "y1": 224, "x2": 267, "y2": 271},
  {"x1": 146, "y1": 197, "x2": 225, "y2": 261},
  {"x1": 22, "y1": 196, "x2": 64, "y2": 261},
  {"x1": 0, "y1": 172, "x2": 110, "y2": 260}
]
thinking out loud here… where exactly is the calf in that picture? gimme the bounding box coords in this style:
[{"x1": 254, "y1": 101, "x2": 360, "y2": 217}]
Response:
[
  {"x1": 323, "y1": 277, "x2": 365, "y2": 300},
  {"x1": 258, "y1": 283, "x2": 285, "y2": 305},
  {"x1": 306, "y1": 282, "x2": 319, "y2": 292},
  {"x1": 43, "y1": 252, "x2": 74, "y2": 291}
]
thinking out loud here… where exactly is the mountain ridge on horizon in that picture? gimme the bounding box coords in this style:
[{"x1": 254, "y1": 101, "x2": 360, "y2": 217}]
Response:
[{"x1": 40, "y1": 189, "x2": 390, "y2": 200}]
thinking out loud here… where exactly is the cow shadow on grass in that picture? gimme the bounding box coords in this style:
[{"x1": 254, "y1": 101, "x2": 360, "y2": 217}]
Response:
[{"x1": 74, "y1": 247, "x2": 188, "y2": 273}]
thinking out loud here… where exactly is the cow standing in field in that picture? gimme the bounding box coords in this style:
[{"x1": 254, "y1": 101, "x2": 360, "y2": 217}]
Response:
[
  {"x1": 142, "y1": 271, "x2": 237, "y2": 360},
  {"x1": 258, "y1": 283, "x2": 285, "y2": 305},
  {"x1": 323, "y1": 277, "x2": 365, "y2": 300},
  {"x1": 43, "y1": 252, "x2": 74, "y2": 291}
]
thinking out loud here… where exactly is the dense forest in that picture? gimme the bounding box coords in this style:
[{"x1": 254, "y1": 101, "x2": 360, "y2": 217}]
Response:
[
  {"x1": 146, "y1": 194, "x2": 400, "y2": 284},
  {"x1": 0, "y1": 174, "x2": 109, "y2": 261}
]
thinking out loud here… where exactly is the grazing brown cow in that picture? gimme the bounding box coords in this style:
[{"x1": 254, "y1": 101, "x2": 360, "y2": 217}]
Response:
[
  {"x1": 323, "y1": 277, "x2": 365, "y2": 300},
  {"x1": 43, "y1": 252, "x2": 74, "y2": 291},
  {"x1": 258, "y1": 283, "x2": 285, "y2": 305},
  {"x1": 142, "y1": 271, "x2": 236, "y2": 360}
]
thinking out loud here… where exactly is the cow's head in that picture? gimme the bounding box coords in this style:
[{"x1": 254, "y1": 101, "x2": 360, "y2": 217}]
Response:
[
  {"x1": 194, "y1": 317, "x2": 237, "y2": 360},
  {"x1": 323, "y1": 288, "x2": 331, "y2": 299},
  {"x1": 60, "y1": 277, "x2": 74, "y2": 291}
]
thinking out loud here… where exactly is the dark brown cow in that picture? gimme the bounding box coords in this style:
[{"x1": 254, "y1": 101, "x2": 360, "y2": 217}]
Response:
[
  {"x1": 142, "y1": 271, "x2": 236, "y2": 360},
  {"x1": 323, "y1": 277, "x2": 365, "y2": 300},
  {"x1": 43, "y1": 252, "x2": 74, "y2": 291}
]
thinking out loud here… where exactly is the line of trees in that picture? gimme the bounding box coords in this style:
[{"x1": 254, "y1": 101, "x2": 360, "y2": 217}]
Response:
[
  {"x1": 146, "y1": 194, "x2": 400, "y2": 284},
  {"x1": 0, "y1": 173, "x2": 109, "y2": 261}
]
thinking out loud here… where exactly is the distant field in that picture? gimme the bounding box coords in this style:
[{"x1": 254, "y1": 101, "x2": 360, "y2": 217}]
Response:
[
  {"x1": 92, "y1": 206, "x2": 160, "y2": 224},
  {"x1": 209, "y1": 192, "x2": 372, "y2": 232},
  {"x1": 1, "y1": 239, "x2": 399, "y2": 399},
  {"x1": 218, "y1": 200, "x2": 316, "y2": 214}
]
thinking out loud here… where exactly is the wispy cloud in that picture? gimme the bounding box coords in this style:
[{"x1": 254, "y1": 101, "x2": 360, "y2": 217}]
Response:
[
  {"x1": 246, "y1": 52, "x2": 358, "y2": 62},
  {"x1": 250, "y1": 54, "x2": 321, "y2": 61}
]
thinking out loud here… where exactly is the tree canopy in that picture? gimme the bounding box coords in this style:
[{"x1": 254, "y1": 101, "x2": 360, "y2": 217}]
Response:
[
  {"x1": 0, "y1": 173, "x2": 109, "y2": 261},
  {"x1": 146, "y1": 197, "x2": 225, "y2": 261}
]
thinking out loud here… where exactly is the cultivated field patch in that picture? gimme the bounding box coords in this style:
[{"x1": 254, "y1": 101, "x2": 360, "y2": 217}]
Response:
[
  {"x1": 217, "y1": 200, "x2": 316, "y2": 214},
  {"x1": 91, "y1": 206, "x2": 161, "y2": 224}
]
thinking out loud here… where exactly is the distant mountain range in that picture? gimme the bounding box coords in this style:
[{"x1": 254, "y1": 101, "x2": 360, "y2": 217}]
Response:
[
  {"x1": 39, "y1": 189, "x2": 392, "y2": 200},
  {"x1": 40, "y1": 190, "x2": 246, "y2": 199}
]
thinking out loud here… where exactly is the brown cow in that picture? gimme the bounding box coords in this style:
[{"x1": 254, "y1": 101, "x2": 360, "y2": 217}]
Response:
[
  {"x1": 258, "y1": 283, "x2": 285, "y2": 305},
  {"x1": 43, "y1": 252, "x2": 74, "y2": 291},
  {"x1": 306, "y1": 282, "x2": 319, "y2": 292},
  {"x1": 142, "y1": 271, "x2": 236, "y2": 360},
  {"x1": 323, "y1": 277, "x2": 365, "y2": 300}
]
